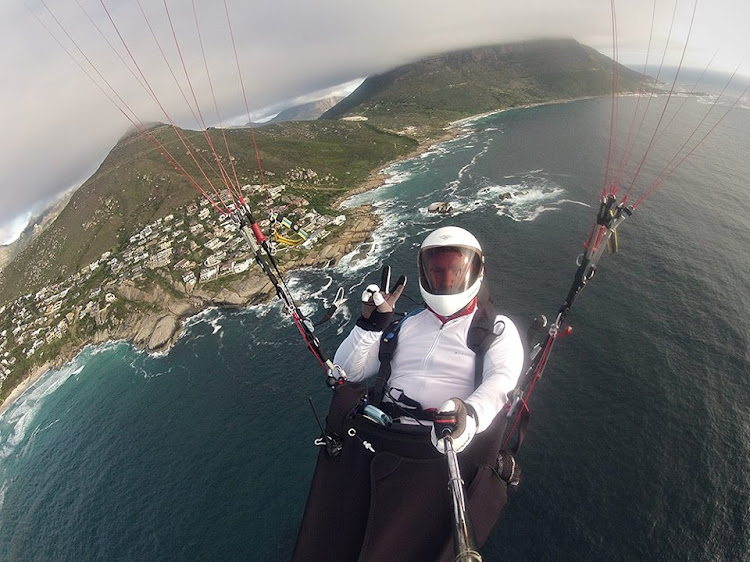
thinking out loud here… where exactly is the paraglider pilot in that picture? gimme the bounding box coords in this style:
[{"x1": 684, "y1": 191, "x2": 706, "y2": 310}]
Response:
[{"x1": 294, "y1": 226, "x2": 524, "y2": 561}]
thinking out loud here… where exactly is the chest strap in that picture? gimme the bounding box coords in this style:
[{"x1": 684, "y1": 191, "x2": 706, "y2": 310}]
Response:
[{"x1": 371, "y1": 303, "x2": 503, "y2": 407}]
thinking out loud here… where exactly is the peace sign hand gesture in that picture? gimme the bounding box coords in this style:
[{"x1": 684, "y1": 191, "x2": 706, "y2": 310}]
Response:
[{"x1": 357, "y1": 266, "x2": 407, "y2": 332}]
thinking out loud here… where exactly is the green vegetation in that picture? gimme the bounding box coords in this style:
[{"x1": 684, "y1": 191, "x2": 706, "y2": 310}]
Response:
[
  {"x1": 322, "y1": 39, "x2": 644, "y2": 135},
  {"x1": 0, "y1": 38, "x2": 643, "y2": 307},
  {"x1": 0, "y1": 121, "x2": 415, "y2": 304},
  {"x1": 0, "y1": 37, "x2": 652, "y2": 404}
]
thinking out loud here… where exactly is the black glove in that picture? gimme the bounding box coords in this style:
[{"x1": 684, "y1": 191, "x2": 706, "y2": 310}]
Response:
[{"x1": 356, "y1": 266, "x2": 406, "y2": 332}]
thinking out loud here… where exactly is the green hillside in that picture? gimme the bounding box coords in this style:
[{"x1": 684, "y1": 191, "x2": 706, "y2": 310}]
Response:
[
  {"x1": 0, "y1": 121, "x2": 415, "y2": 303},
  {"x1": 322, "y1": 38, "x2": 644, "y2": 135},
  {"x1": 0, "y1": 38, "x2": 644, "y2": 305}
]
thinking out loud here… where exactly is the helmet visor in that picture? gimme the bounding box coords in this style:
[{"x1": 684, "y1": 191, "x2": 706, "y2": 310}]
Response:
[{"x1": 418, "y1": 246, "x2": 483, "y2": 296}]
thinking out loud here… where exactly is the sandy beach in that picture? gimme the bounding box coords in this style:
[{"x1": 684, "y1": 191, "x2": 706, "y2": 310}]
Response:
[{"x1": 0, "y1": 361, "x2": 53, "y2": 415}]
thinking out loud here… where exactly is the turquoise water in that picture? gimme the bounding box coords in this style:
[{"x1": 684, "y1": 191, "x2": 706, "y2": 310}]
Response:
[{"x1": 1, "y1": 97, "x2": 749, "y2": 560}]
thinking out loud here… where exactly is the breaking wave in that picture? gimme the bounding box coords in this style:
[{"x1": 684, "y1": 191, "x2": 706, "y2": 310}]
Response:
[{"x1": 0, "y1": 357, "x2": 86, "y2": 462}]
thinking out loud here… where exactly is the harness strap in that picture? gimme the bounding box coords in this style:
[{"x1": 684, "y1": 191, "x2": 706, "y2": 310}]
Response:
[
  {"x1": 373, "y1": 283, "x2": 501, "y2": 407},
  {"x1": 379, "y1": 392, "x2": 436, "y2": 422},
  {"x1": 468, "y1": 319, "x2": 504, "y2": 389},
  {"x1": 372, "y1": 318, "x2": 406, "y2": 407}
]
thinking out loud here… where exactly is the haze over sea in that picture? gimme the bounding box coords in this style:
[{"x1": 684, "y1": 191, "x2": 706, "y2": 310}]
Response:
[{"x1": 1, "y1": 96, "x2": 748, "y2": 561}]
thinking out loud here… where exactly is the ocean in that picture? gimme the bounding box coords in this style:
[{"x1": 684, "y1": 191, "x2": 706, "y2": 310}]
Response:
[{"x1": 1, "y1": 96, "x2": 748, "y2": 561}]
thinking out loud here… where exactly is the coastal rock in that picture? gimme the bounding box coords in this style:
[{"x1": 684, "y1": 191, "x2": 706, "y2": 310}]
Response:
[
  {"x1": 211, "y1": 288, "x2": 245, "y2": 307},
  {"x1": 167, "y1": 298, "x2": 206, "y2": 317},
  {"x1": 92, "y1": 329, "x2": 111, "y2": 345},
  {"x1": 4, "y1": 203, "x2": 381, "y2": 415},
  {"x1": 133, "y1": 314, "x2": 160, "y2": 346},
  {"x1": 147, "y1": 314, "x2": 180, "y2": 351},
  {"x1": 94, "y1": 307, "x2": 109, "y2": 325},
  {"x1": 427, "y1": 201, "x2": 453, "y2": 214},
  {"x1": 232, "y1": 273, "x2": 274, "y2": 304},
  {"x1": 320, "y1": 244, "x2": 340, "y2": 260},
  {"x1": 117, "y1": 280, "x2": 164, "y2": 304}
]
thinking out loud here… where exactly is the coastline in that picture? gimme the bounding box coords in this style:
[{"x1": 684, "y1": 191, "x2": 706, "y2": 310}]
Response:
[
  {"x1": 0, "y1": 205, "x2": 381, "y2": 417},
  {"x1": 0, "y1": 97, "x2": 585, "y2": 416},
  {"x1": 0, "y1": 361, "x2": 54, "y2": 416}
]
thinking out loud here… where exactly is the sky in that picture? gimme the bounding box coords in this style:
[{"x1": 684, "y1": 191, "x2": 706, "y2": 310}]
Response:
[{"x1": 1, "y1": 0, "x2": 748, "y2": 245}]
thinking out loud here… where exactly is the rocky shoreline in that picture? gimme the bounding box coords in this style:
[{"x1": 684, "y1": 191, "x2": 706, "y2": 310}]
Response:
[
  {"x1": 0, "y1": 124, "x2": 464, "y2": 416},
  {"x1": 0, "y1": 195, "x2": 379, "y2": 415}
]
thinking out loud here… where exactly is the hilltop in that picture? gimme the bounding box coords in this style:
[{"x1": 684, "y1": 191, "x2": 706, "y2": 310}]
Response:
[
  {"x1": 322, "y1": 38, "x2": 643, "y2": 136},
  {"x1": 268, "y1": 96, "x2": 345, "y2": 123},
  {"x1": 0, "y1": 38, "x2": 642, "y2": 305},
  {"x1": 0, "y1": 37, "x2": 646, "y2": 408}
]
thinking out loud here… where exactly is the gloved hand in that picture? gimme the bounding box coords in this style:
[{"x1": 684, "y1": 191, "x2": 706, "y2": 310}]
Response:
[
  {"x1": 356, "y1": 266, "x2": 406, "y2": 332},
  {"x1": 431, "y1": 398, "x2": 477, "y2": 454}
]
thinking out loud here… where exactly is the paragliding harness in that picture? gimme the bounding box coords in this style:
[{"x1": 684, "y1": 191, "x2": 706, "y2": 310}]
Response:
[
  {"x1": 374, "y1": 284, "x2": 498, "y2": 408},
  {"x1": 294, "y1": 282, "x2": 522, "y2": 561},
  {"x1": 368, "y1": 282, "x2": 522, "y2": 486}
]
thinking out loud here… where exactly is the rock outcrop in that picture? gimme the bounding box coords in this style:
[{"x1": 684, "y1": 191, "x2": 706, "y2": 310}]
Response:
[
  {"x1": 89, "y1": 205, "x2": 379, "y2": 357},
  {"x1": 147, "y1": 315, "x2": 180, "y2": 351}
]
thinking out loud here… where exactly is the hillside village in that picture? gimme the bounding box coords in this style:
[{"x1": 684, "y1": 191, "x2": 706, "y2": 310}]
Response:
[
  {"x1": 0, "y1": 180, "x2": 345, "y2": 394},
  {"x1": 0, "y1": 38, "x2": 646, "y2": 407}
]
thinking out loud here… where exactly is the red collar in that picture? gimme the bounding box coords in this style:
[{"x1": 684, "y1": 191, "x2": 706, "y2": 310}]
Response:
[{"x1": 428, "y1": 297, "x2": 477, "y2": 324}]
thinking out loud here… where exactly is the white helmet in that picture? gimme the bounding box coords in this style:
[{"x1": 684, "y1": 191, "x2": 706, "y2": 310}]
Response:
[{"x1": 418, "y1": 226, "x2": 484, "y2": 317}]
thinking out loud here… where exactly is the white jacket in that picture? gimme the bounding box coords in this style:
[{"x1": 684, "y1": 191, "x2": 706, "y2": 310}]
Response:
[{"x1": 333, "y1": 307, "x2": 525, "y2": 432}]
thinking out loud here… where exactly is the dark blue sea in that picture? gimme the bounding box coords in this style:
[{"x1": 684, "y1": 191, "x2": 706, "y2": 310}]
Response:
[{"x1": 1, "y1": 96, "x2": 749, "y2": 561}]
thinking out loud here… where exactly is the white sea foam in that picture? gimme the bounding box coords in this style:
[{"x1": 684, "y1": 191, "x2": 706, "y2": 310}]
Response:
[
  {"x1": 183, "y1": 307, "x2": 222, "y2": 329},
  {"x1": 493, "y1": 184, "x2": 566, "y2": 222},
  {"x1": 0, "y1": 480, "x2": 7, "y2": 511},
  {"x1": 140, "y1": 365, "x2": 177, "y2": 380},
  {"x1": 419, "y1": 142, "x2": 452, "y2": 159},
  {"x1": 89, "y1": 340, "x2": 124, "y2": 356},
  {"x1": 557, "y1": 198, "x2": 593, "y2": 208},
  {"x1": 0, "y1": 356, "x2": 88, "y2": 461},
  {"x1": 456, "y1": 142, "x2": 490, "y2": 182}
]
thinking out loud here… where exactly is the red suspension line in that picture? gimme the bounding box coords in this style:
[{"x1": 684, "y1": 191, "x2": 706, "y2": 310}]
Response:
[
  {"x1": 132, "y1": 0, "x2": 238, "y2": 207},
  {"x1": 619, "y1": 1, "x2": 679, "y2": 201},
  {"x1": 612, "y1": 0, "x2": 659, "y2": 200},
  {"x1": 73, "y1": 0, "x2": 150, "y2": 95},
  {"x1": 602, "y1": 0, "x2": 620, "y2": 197},
  {"x1": 502, "y1": 335, "x2": 556, "y2": 450},
  {"x1": 160, "y1": 0, "x2": 242, "y2": 207},
  {"x1": 634, "y1": 75, "x2": 750, "y2": 208},
  {"x1": 70, "y1": 0, "x2": 229, "y2": 210},
  {"x1": 35, "y1": 0, "x2": 227, "y2": 215},
  {"x1": 222, "y1": 0, "x2": 268, "y2": 191},
  {"x1": 291, "y1": 313, "x2": 327, "y2": 372},
  {"x1": 652, "y1": 51, "x2": 719, "y2": 147},
  {"x1": 99, "y1": 0, "x2": 232, "y2": 212},
  {"x1": 191, "y1": 0, "x2": 245, "y2": 204},
  {"x1": 623, "y1": 0, "x2": 699, "y2": 202}
]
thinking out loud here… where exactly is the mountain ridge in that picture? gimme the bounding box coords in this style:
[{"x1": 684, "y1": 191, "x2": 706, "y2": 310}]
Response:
[
  {"x1": 268, "y1": 96, "x2": 345, "y2": 123},
  {"x1": 0, "y1": 38, "x2": 643, "y2": 305},
  {"x1": 321, "y1": 38, "x2": 643, "y2": 135}
]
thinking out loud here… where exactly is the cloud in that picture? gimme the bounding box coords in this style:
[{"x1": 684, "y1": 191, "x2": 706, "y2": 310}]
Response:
[
  {"x1": 1, "y1": 0, "x2": 749, "y2": 243},
  {"x1": 0, "y1": 212, "x2": 33, "y2": 246}
]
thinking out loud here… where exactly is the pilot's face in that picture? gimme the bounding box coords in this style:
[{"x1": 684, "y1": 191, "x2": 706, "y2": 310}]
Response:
[{"x1": 425, "y1": 249, "x2": 469, "y2": 295}]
